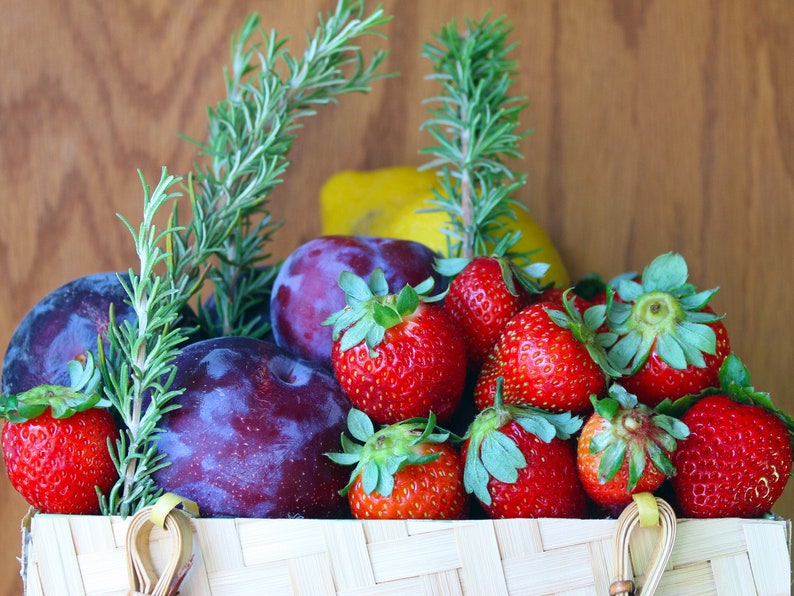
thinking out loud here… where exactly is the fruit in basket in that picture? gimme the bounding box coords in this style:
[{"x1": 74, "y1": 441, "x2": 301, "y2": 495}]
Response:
[
  {"x1": 606, "y1": 252, "x2": 731, "y2": 408},
  {"x1": 443, "y1": 255, "x2": 537, "y2": 368},
  {"x1": 671, "y1": 394, "x2": 792, "y2": 518},
  {"x1": 668, "y1": 355, "x2": 794, "y2": 518},
  {"x1": 320, "y1": 165, "x2": 439, "y2": 237},
  {"x1": 473, "y1": 290, "x2": 619, "y2": 414},
  {"x1": 1, "y1": 272, "x2": 139, "y2": 395},
  {"x1": 2, "y1": 407, "x2": 118, "y2": 515},
  {"x1": 326, "y1": 409, "x2": 467, "y2": 520},
  {"x1": 325, "y1": 268, "x2": 466, "y2": 425},
  {"x1": 151, "y1": 336, "x2": 353, "y2": 519},
  {"x1": 462, "y1": 378, "x2": 587, "y2": 518},
  {"x1": 270, "y1": 235, "x2": 444, "y2": 368},
  {"x1": 1, "y1": 357, "x2": 118, "y2": 514},
  {"x1": 576, "y1": 384, "x2": 689, "y2": 516}
]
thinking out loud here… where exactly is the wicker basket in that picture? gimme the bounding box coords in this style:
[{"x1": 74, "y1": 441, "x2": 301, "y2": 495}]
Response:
[{"x1": 19, "y1": 501, "x2": 791, "y2": 596}]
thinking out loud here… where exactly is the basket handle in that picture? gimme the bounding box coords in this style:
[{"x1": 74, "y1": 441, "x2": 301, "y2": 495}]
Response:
[
  {"x1": 609, "y1": 493, "x2": 677, "y2": 596},
  {"x1": 125, "y1": 494, "x2": 197, "y2": 596}
]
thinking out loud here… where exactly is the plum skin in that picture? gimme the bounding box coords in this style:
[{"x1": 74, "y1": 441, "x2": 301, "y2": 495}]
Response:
[
  {"x1": 270, "y1": 235, "x2": 444, "y2": 368},
  {"x1": 153, "y1": 336, "x2": 353, "y2": 519},
  {"x1": 2, "y1": 272, "x2": 138, "y2": 395}
]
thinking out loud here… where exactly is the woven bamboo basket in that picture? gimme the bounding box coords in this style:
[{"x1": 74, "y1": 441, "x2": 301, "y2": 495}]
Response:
[{"x1": 19, "y1": 500, "x2": 792, "y2": 596}]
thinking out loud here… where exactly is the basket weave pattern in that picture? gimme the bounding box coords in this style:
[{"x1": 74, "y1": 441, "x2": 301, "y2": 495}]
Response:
[{"x1": 23, "y1": 514, "x2": 791, "y2": 595}]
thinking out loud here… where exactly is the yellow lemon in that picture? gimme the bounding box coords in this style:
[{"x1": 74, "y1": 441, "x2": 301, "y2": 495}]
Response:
[
  {"x1": 320, "y1": 166, "x2": 438, "y2": 236},
  {"x1": 319, "y1": 165, "x2": 569, "y2": 288}
]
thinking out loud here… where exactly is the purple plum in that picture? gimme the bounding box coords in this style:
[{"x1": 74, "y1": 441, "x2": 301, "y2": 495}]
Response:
[
  {"x1": 152, "y1": 336, "x2": 352, "y2": 519},
  {"x1": 270, "y1": 235, "x2": 444, "y2": 367},
  {"x1": 2, "y1": 272, "x2": 139, "y2": 395}
]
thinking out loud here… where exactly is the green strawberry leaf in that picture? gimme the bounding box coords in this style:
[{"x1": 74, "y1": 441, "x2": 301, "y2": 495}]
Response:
[
  {"x1": 347, "y1": 408, "x2": 375, "y2": 442},
  {"x1": 583, "y1": 304, "x2": 607, "y2": 331},
  {"x1": 463, "y1": 446, "x2": 492, "y2": 505},
  {"x1": 480, "y1": 430, "x2": 525, "y2": 483},
  {"x1": 434, "y1": 257, "x2": 470, "y2": 278},
  {"x1": 679, "y1": 289, "x2": 720, "y2": 312},
  {"x1": 542, "y1": 410, "x2": 585, "y2": 439},
  {"x1": 339, "y1": 317, "x2": 376, "y2": 352},
  {"x1": 362, "y1": 460, "x2": 380, "y2": 495},
  {"x1": 339, "y1": 269, "x2": 376, "y2": 303},
  {"x1": 513, "y1": 414, "x2": 556, "y2": 443},
  {"x1": 642, "y1": 252, "x2": 688, "y2": 292},
  {"x1": 652, "y1": 414, "x2": 690, "y2": 441},
  {"x1": 655, "y1": 332, "x2": 688, "y2": 370},
  {"x1": 394, "y1": 284, "x2": 420, "y2": 316},
  {"x1": 368, "y1": 267, "x2": 390, "y2": 297},
  {"x1": 413, "y1": 276, "x2": 437, "y2": 297},
  {"x1": 607, "y1": 300, "x2": 634, "y2": 328},
  {"x1": 373, "y1": 302, "x2": 402, "y2": 329},
  {"x1": 647, "y1": 441, "x2": 676, "y2": 477},
  {"x1": 325, "y1": 450, "x2": 361, "y2": 466},
  {"x1": 675, "y1": 321, "x2": 717, "y2": 355},
  {"x1": 597, "y1": 440, "x2": 626, "y2": 484}
]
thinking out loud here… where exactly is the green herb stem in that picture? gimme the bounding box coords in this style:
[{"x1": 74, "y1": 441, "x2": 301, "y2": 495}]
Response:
[{"x1": 420, "y1": 12, "x2": 531, "y2": 261}]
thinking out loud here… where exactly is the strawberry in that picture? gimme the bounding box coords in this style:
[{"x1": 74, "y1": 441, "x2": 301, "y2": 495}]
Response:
[
  {"x1": 462, "y1": 378, "x2": 587, "y2": 518},
  {"x1": 473, "y1": 289, "x2": 622, "y2": 414},
  {"x1": 326, "y1": 409, "x2": 467, "y2": 520},
  {"x1": 606, "y1": 252, "x2": 731, "y2": 408},
  {"x1": 440, "y1": 254, "x2": 544, "y2": 367},
  {"x1": 533, "y1": 285, "x2": 591, "y2": 313},
  {"x1": 577, "y1": 384, "x2": 689, "y2": 516},
  {"x1": 324, "y1": 267, "x2": 467, "y2": 425},
  {"x1": 1, "y1": 357, "x2": 118, "y2": 514},
  {"x1": 668, "y1": 355, "x2": 793, "y2": 518}
]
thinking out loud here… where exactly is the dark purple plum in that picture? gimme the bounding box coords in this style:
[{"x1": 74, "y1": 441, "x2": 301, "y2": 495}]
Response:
[
  {"x1": 270, "y1": 235, "x2": 445, "y2": 367},
  {"x1": 2, "y1": 272, "x2": 138, "y2": 395},
  {"x1": 152, "y1": 336, "x2": 352, "y2": 519}
]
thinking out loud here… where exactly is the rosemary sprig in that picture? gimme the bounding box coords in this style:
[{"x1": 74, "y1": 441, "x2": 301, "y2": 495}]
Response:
[
  {"x1": 419, "y1": 12, "x2": 533, "y2": 264},
  {"x1": 99, "y1": 0, "x2": 392, "y2": 516},
  {"x1": 178, "y1": 1, "x2": 393, "y2": 338},
  {"x1": 99, "y1": 170, "x2": 189, "y2": 517}
]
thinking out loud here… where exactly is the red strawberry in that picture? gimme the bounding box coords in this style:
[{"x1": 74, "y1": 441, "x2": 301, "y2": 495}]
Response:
[
  {"x1": 1, "y1": 358, "x2": 118, "y2": 514},
  {"x1": 462, "y1": 378, "x2": 587, "y2": 518},
  {"x1": 533, "y1": 285, "x2": 591, "y2": 313},
  {"x1": 324, "y1": 267, "x2": 466, "y2": 425},
  {"x1": 473, "y1": 289, "x2": 621, "y2": 414},
  {"x1": 437, "y1": 254, "x2": 548, "y2": 370},
  {"x1": 577, "y1": 384, "x2": 689, "y2": 516},
  {"x1": 668, "y1": 355, "x2": 793, "y2": 518},
  {"x1": 606, "y1": 252, "x2": 731, "y2": 408},
  {"x1": 442, "y1": 255, "x2": 536, "y2": 367},
  {"x1": 326, "y1": 410, "x2": 467, "y2": 520}
]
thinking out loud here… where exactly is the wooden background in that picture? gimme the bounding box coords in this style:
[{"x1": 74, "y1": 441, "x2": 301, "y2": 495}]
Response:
[{"x1": 1, "y1": 0, "x2": 792, "y2": 592}]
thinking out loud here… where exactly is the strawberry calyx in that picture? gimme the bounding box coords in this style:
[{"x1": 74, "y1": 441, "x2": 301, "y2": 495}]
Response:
[
  {"x1": 435, "y1": 229, "x2": 552, "y2": 292},
  {"x1": 323, "y1": 267, "x2": 440, "y2": 356},
  {"x1": 326, "y1": 408, "x2": 456, "y2": 497},
  {"x1": 0, "y1": 353, "x2": 107, "y2": 423},
  {"x1": 607, "y1": 252, "x2": 723, "y2": 374},
  {"x1": 544, "y1": 288, "x2": 625, "y2": 378},
  {"x1": 588, "y1": 384, "x2": 689, "y2": 491},
  {"x1": 463, "y1": 377, "x2": 582, "y2": 505}
]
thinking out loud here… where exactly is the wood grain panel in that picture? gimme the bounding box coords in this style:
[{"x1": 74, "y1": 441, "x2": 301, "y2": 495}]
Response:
[{"x1": 1, "y1": 1, "x2": 792, "y2": 593}]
